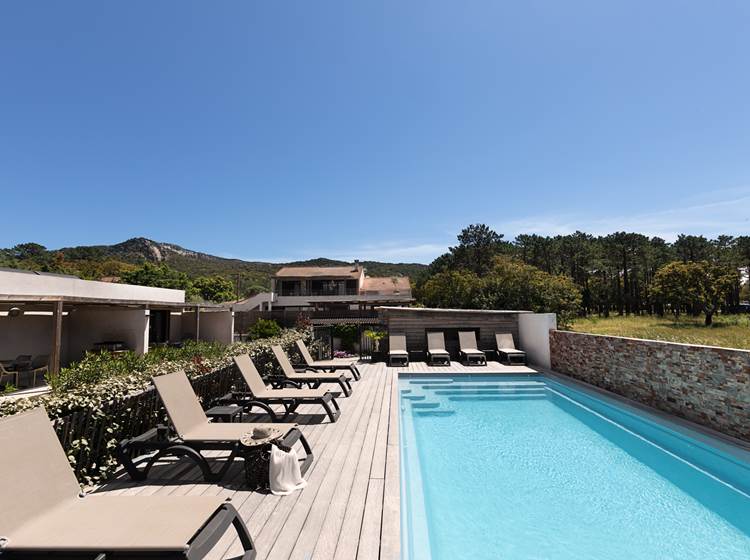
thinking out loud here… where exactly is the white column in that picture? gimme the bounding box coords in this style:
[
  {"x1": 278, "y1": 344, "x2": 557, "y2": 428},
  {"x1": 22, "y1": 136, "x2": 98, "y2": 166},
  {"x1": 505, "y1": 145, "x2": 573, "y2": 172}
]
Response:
[
  {"x1": 136, "y1": 309, "x2": 150, "y2": 355},
  {"x1": 518, "y1": 313, "x2": 557, "y2": 368}
]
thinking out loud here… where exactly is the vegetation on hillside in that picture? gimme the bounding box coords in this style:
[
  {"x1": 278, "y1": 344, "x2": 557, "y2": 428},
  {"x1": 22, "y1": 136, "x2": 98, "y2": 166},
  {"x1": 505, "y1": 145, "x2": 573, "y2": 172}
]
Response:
[
  {"x1": 0, "y1": 238, "x2": 425, "y2": 300},
  {"x1": 568, "y1": 315, "x2": 750, "y2": 350}
]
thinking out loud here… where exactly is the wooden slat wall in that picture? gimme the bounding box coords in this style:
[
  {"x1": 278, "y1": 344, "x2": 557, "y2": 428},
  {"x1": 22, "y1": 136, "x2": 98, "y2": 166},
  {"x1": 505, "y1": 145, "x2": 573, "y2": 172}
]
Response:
[{"x1": 380, "y1": 309, "x2": 522, "y2": 352}]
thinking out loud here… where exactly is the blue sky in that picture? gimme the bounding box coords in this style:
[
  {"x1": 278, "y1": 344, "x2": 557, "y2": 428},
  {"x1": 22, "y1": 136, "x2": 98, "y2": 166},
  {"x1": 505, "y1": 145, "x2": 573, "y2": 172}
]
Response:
[{"x1": 2, "y1": 1, "x2": 749, "y2": 263}]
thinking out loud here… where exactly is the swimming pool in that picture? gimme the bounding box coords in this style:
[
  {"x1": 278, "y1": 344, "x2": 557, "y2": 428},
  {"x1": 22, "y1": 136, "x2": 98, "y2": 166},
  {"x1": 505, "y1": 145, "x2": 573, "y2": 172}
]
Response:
[{"x1": 399, "y1": 374, "x2": 750, "y2": 559}]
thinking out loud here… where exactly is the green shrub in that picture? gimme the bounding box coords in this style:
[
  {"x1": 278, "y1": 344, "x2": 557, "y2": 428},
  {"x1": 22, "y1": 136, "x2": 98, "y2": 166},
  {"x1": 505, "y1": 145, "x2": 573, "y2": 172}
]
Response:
[
  {"x1": 333, "y1": 324, "x2": 359, "y2": 351},
  {"x1": 47, "y1": 340, "x2": 230, "y2": 393},
  {"x1": 246, "y1": 318, "x2": 282, "y2": 340}
]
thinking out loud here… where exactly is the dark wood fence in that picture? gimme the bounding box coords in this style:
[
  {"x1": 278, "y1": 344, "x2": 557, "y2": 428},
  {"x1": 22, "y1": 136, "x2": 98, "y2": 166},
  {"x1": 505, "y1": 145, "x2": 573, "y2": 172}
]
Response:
[{"x1": 53, "y1": 364, "x2": 244, "y2": 481}]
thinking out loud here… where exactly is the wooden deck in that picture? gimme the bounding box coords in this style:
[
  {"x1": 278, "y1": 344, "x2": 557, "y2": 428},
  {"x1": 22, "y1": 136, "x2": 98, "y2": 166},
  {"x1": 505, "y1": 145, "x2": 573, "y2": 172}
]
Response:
[{"x1": 96, "y1": 360, "x2": 536, "y2": 559}]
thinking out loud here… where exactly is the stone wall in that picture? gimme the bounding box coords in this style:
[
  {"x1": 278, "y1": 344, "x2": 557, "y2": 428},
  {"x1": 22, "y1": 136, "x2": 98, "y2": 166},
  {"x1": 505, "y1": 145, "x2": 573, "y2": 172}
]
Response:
[{"x1": 549, "y1": 330, "x2": 750, "y2": 442}]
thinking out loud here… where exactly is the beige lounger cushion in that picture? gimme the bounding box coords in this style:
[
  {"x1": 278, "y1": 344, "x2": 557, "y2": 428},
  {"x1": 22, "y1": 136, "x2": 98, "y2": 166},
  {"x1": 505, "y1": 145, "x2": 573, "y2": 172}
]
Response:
[
  {"x1": 153, "y1": 370, "x2": 305, "y2": 439},
  {"x1": 152, "y1": 370, "x2": 208, "y2": 436},
  {"x1": 9, "y1": 495, "x2": 225, "y2": 551},
  {"x1": 427, "y1": 332, "x2": 449, "y2": 354},
  {"x1": 495, "y1": 333, "x2": 520, "y2": 351},
  {"x1": 389, "y1": 335, "x2": 408, "y2": 354},
  {"x1": 458, "y1": 331, "x2": 483, "y2": 354},
  {"x1": 8, "y1": 495, "x2": 225, "y2": 551},
  {"x1": 183, "y1": 422, "x2": 297, "y2": 442},
  {"x1": 233, "y1": 354, "x2": 270, "y2": 395},
  {"x1": 0, "y1": 407, "x2": 225, "y2": 552},
  {"x1": 234, "y1": 354, "x2": 331, "y2": 399},
  {"x1": 1, "y1": 408, "x2": 82, "y2": 534},
  {"x1": 254, "y1": 388, "x2": 330, "y2": 399},
  {"x1": 272, "y1": 345, "x2": 350, "y2": 381}
]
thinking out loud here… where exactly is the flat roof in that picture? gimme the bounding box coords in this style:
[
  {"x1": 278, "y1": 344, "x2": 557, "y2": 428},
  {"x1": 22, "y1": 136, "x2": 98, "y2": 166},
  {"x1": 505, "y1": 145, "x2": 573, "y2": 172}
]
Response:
[
  {"x1": 0, "y1": 294, "x2": 226, "y2": 310},
  {"x1": 275, "y1": 266, "x2": 362, "y2": 279},
  {"x1": 376, "y1": 306, "x2": 532, "y2": 314}
]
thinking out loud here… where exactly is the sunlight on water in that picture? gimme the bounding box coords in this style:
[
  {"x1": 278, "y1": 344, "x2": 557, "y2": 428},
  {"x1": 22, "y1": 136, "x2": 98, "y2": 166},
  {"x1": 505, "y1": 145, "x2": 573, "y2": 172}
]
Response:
[{"x1": 400, "y1": 375, "x2": 750, "y2": 560}]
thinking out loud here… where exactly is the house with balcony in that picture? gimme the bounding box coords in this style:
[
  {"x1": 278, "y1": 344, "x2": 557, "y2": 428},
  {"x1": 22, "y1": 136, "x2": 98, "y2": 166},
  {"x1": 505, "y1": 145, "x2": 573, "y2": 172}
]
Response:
[{"x1": 233, "y1": 263, "x2": 413, "y2": 313}]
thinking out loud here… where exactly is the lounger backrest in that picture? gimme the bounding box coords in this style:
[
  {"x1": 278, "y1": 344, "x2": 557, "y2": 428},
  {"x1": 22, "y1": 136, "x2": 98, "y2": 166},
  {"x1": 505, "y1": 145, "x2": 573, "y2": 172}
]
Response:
[
  {"x1": 389, "y1": 334, "x2": 407, "y2": 352},
  {"x1": 233, "y1": 354, "x2": 270, "y2": 396},
  {"x1": 458, "y1": 331, "x2": 478, "y2": 350},
  {"x1": 495, "y1": 333, "x2": 516, "y2": 350},
  {"x1": 272, "y1": 345, "x2": 297, "y2": 377},
  {"x1": 427, "y1": 332, "x2": 446, "y2": 351},
  {"x1": 152, "y1": 371, "x2": 207, "y2": 438},
  {"x1": 0, "y1": 407, "x2": 80, "y2": 533},
  {"x1": 295, "y1": 339, "x2": 315, "y2": 365}
]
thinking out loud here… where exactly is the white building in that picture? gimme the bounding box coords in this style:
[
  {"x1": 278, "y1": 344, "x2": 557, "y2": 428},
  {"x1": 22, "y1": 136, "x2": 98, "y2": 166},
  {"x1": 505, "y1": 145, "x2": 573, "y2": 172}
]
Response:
[
  {"x1": 0, "y1": 268, "x2": 234, "y2": 380},
  {"x1": 234, "y1": 263, "x2": 413, "y2": 312}
]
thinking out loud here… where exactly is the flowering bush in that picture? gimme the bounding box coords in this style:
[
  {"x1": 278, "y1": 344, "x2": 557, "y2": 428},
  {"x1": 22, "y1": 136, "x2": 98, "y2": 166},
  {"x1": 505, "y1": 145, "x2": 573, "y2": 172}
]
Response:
[{"x1": 0, "y1": 328, "x2": 315, "y2": 485}]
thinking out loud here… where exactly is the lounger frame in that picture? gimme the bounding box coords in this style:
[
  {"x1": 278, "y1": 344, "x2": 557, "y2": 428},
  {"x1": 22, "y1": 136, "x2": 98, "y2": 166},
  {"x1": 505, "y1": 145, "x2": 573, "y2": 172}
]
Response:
[
  {"x1": 116, "y1": 424, "x2": 313, "y2": 483},
  {"x1": 295, "y1": 339, "x2": 362, "y2": 380},
  {"x1": 0, "y1": 407, "x2": 257, "y2": 560},
  {"x1": 426, "y1": 332, "x2": 451, "y2": 366},
  {"x1": 458, "y1": 331, "x2": 487, "y2": 366},
  {"x1": 221, "y1": 382, "x2": 341, "y2": 424},
  {"x1": 495, "y1": 333, "x2": 527, "y2": 365},
  {"x1": 387, "y1": 334, "x2": 410, "y2": 367},
  {"x1": 272, "y1": 346, "x2": 353, "y2": 397}
]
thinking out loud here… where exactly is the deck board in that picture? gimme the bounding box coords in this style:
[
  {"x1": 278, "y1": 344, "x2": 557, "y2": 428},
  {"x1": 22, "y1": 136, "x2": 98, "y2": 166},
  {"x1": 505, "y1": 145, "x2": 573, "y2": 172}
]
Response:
[{"x1": 94, "y1": 360, "x2": 536, "y2": 559}]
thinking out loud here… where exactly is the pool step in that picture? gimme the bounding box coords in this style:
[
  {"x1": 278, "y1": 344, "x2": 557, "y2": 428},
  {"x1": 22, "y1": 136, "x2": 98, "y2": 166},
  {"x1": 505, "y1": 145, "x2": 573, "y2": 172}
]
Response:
[
  {"x1": 411, "y1": 401, "x2": 442, "y2": 409},
  {"x1": 434, "y1": 388, "x2": 545, "y2": 396},
  {"x1": 448, "y1": 395, "x2": 547, "y2": 402},
  {"x1": 414, "y1": 409, "x2": 456, "y2": 417},
  {"x1": 402, "y1": 394, "x2": 427, "y2": 401}
]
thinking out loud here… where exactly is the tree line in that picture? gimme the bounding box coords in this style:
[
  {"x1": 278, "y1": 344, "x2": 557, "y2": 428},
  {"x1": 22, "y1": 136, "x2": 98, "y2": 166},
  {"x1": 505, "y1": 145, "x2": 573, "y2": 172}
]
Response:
[{"x1": 415, "y1": 225, "x2": 750, "y2": 325}]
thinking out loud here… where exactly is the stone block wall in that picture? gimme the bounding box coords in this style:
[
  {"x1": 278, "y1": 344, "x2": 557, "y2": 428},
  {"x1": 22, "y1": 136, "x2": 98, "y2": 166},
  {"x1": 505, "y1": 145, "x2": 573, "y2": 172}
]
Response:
[{"x1": 549, "y1": 330, "x2": 750, "y2": 442}]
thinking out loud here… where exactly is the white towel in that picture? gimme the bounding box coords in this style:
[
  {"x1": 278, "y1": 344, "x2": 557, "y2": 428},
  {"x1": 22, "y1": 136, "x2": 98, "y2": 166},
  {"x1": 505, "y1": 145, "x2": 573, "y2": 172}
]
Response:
[{"x1": 269, "y1": 444, "x2": 308, "y2": 495}]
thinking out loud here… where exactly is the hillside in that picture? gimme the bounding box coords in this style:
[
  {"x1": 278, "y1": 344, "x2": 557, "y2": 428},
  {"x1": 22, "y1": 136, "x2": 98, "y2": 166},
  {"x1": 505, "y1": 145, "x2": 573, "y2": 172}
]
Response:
[{"x1": 1, "y1": 238, "x2": 427, "y2": 296}]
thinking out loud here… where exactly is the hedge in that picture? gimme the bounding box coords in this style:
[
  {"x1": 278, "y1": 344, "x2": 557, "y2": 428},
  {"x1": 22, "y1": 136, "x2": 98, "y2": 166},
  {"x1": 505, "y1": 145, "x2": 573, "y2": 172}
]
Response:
[{"x1": 0, "y1": 328, "x2": 314, "y2": 485}]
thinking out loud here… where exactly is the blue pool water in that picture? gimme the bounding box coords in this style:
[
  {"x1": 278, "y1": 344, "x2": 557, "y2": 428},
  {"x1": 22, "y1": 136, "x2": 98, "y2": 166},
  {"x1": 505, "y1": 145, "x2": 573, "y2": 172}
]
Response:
[{"x1": 400, "y1": 374, "x2": 750, "y2": 560}]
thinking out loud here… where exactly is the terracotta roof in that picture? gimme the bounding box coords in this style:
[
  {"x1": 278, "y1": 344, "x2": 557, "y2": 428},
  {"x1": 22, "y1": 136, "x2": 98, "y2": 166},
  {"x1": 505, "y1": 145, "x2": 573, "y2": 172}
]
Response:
[
  {"x1": 275, "y1": 266, "x2": 362, "y2": 279},
  {"x1": 362, "y1": 276, "x2": 411, "y2": 295}
]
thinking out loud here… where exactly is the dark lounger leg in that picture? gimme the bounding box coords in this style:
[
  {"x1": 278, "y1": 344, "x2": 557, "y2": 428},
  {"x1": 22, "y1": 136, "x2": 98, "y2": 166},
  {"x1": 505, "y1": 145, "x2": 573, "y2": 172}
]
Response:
[
  {"x1": 319, "y1": 396, "x2": 341, "y2": 423},
  {"x1": 186, "y1": 503, "x2": 256, "y2": 560}
]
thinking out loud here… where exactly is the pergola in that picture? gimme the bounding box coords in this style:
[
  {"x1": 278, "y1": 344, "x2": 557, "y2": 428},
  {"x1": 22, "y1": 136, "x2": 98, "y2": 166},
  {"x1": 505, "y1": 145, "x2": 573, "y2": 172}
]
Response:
[{"x1": 0, "y1": 295, "x2": 229, "y2": 379}]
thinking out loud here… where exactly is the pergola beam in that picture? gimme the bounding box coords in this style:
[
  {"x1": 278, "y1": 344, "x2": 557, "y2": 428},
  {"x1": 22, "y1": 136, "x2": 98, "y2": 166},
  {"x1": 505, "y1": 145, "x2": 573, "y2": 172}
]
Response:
[{"x1": 49, "y1": 300, "x2": 63, "y2": 378}]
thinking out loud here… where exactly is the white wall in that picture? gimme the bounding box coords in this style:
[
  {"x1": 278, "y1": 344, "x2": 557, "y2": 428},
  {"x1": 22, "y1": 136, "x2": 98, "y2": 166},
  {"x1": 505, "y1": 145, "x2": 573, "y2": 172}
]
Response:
[
  {"x1": 65, "y1": 307, "x2": 149, "y2": 363},
  {"x1": 233, "y1": 293, "x2": 273, "y2": 311},
  {"x1": 169, "y1": 312, "x2": 183, "y2": 343},
  {"x1": 0, "y1": 270, "x2": 184, "y2": 303},
  {"x1": 0, "y1": 314, "x2": 66, "y2": 362},
  {"x1": 518, "y1": 313, "x2": 557, "y2": 368},
  {"x1": 199, "y1": 311, "x2": 234, "y2": 344}
]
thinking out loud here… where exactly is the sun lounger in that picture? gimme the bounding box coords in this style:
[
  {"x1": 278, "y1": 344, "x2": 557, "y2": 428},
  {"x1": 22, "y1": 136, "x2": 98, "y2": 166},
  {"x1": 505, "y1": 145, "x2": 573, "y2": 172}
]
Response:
[
  {"x1": 387, "y1": 334, "x2": 410, "y2": 367},
  {"x1": 228, "y1": 354, "x2": 341, "y2": 423},
  {"x1": 295, "y1": 339, "x2": 362, "y2": 380},
  {"x1": 495, "y1": 333, "x2": 526, "y2": 364},
  {"x1": 426, "y1": 332, "x2": 451, "y2": 366},
  {"x1": 117, "y1": 370, "x2": 312, "y2": 482},
  {"x1": 458, "y1": 331, "x2": 487, "y2": 366},
  {"x1": 272, "y1": 345, "x2": 352, "y2": 397},
  {"x1": 1, "y1": 407, "x2": 258, "y2": 559}
]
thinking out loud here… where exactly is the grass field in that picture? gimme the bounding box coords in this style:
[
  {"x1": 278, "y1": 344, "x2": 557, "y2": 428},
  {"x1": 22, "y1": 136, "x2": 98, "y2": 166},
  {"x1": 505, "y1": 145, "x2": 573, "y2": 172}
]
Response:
[{"x1": 567, "y1": 314, "x2": 750, "y2": 350}]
